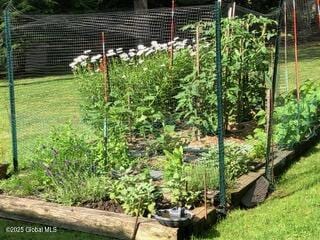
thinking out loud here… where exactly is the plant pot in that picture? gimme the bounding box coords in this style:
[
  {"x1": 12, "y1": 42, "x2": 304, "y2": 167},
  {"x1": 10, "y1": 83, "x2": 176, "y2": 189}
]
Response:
[
  {"x1": 0, "y1": 164, "x2": 9, "y2": 179},
  {"x1": 154, "y1": 207, "x2": 194, "y2": 228}
]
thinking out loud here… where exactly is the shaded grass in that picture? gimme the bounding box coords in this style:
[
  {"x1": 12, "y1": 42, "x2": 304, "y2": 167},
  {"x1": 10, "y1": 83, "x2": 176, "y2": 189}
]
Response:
[
  {"x1": 193, "y1": 143, "x2": 320, "y2": 240},
  {"x1": 0, "y1": 218, "x2": 110, "y2": 240}
]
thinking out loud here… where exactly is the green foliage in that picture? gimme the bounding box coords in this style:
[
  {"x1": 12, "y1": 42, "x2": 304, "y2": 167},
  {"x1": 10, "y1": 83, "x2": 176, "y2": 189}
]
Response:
[
  {"x1": 184, "y1": 162, "x2": 219, "y2": 192},
  {"x1": 163, "y1": 146, "x2": 184, "y2": 181},
  {"x1": 147, "y1": 124, "x2": 186, "y2": 156},
  {"x1": 44, "y1": 175, "x2": 110, "y2": 205},
  {"x1": 0, "y1": 169, "x2": 45, "y2": 196},
  {"x1": 246, "y1": 128, "x2": 266, "y2": 161},
  {"x1": 274, "y1": 80, "x2": 320, "y2": 149},
  {"x1": 176, "y1": 15, "x2": 276, "y2": 135},
  {"x1": 110, "y1": 172, "x2": 160, "y2": 217},
  {"x1": 74, "y1": 48, "x2": 193, "y2": 139},
  {"x1": 25, "y1": 124, "x2": 112, "y2": 204},
  {"x1": 0, "y1": 133, "x2": 9, "y2": 164},
  {"x1": 201, "y1": 143, "x2": 254, "y2": 181},
  {"x1": 163, "y1": 147, "x2": 201, "y2": 207},
  {"x1": 165, "y1": 171, "x2": 201, "y2": 208}
]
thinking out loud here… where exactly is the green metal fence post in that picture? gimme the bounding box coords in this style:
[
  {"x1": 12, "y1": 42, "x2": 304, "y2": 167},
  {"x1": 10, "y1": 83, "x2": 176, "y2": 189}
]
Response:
[
  {"x1": 265, "y1": 0, "x2": 284, "y2": 182},
  {"x1": 4, "y1": 7, "x2": 19, "y2": 172},
  {"x1": 215, "y1": 0, "x2": 226, "y2": 213}
]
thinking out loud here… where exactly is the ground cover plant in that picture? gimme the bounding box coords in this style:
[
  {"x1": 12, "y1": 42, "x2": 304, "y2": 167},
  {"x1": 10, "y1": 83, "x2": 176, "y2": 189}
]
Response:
[{"x1": 1, "y1": 14, "x2": 320, "y2": 221}]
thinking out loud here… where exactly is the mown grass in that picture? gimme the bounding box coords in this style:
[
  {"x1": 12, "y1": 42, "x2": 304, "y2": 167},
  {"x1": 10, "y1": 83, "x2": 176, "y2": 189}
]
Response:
[
  {"x1": 193, "y1": 143, "x2": 320, "y2": 240},
  {"x1": 278, "y1": 41, "x2": 320, "y2": 92},
  {"x1": 0, "y1": 218, "x2": 109, "y2": 240},
  {"x1": 0, "y1": 75, "x2": 87, "y2": 167}
]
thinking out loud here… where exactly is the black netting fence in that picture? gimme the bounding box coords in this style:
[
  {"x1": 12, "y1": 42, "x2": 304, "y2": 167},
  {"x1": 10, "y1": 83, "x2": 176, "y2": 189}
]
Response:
[
  {"x1": 1, "y1": 0, "x2": 319, "y2": 217},
  {"x1": 5, "y1": 4, "x2": 215, "y2": 78}
]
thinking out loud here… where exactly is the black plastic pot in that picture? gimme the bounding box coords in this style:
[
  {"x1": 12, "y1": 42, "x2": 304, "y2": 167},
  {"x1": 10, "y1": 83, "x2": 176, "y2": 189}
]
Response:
[{"x1": 154, "y1": 207, "x2": 194, "y2": 228}]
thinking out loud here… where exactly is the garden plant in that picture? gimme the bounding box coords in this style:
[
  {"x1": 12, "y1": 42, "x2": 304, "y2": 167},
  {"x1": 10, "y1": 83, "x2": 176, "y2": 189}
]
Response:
[{"x1": 1, "y1": 13, "x2": 320, "y2": 220}]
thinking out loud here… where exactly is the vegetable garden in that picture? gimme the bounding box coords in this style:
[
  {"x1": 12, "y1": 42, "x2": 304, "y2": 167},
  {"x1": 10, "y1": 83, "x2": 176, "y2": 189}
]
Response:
[{"x1": 1, "y1": 0, "x2": 320, "y2": 239}]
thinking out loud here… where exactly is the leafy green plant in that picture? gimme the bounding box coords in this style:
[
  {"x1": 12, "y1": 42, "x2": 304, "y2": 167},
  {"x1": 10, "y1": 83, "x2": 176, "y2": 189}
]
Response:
[
  {"x1": 110, "y1": 172, "x2": 160, "y2": 217},
  {"x1": 147, "y1": 125, "x2": 185, "y2": 156},
  {"x1": 176, "y1": 15, "x2": 276, "y2": 135},
  {"x1": 201, "y1": 143, "x2": 254, "y2": 181},
  {"x1": 165, "y1": 172, "x2": 201, "y2": 208},
  {"x1": 246, "y1": 128, "x2": 267, "y2": 161},
  {"x1": 163, "y1": 147, "x2": 201, "y2": 208},
  {"x1": 163, "y1": 146, "x2": 184, "y2": 181},
  {"x1": 0, "y1": 124, "x2": 111, "y2": 204},
  {"x1": 274, "y1": 80, "x2": 320, "y2": 149}
]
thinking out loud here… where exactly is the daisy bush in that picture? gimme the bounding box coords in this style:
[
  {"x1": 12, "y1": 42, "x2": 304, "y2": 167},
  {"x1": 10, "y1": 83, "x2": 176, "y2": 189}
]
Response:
[{"x1": 70, "y1": 38, "x2": 194, "y2": 139}]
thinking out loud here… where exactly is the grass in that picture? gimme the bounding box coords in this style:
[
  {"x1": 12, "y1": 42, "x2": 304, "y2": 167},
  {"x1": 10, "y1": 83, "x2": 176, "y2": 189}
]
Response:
[
  {"x1": 0, "y1": 218, "x2": 110, "y2": 240},
  {"x1": 0, "y1": 75, "x2": 87, "y2": 167},
  {"x1": 193, "y1": 143, "x2": 320, "y2": 240},
  {"x1": 278, "y1": 41, "x2": 320, "y2": 92}
]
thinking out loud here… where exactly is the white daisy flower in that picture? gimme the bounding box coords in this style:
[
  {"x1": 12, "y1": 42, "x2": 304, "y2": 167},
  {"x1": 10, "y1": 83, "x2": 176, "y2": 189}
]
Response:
[
  {"x1": 83, "y1": 50, "x2": 92, "y2": 54},
  {"x1": 119, "y1": 53, "x2": 129, "y2": 59},
  {"x1": 145, "y1": 49, "x2": 155, "y2": 56},
  {"x1": 69, "y1": 62, "x2": 77, "y2": 69},
  {"x1": 151, "y1": 41, "x2": 158, "y2": 47},
  {"x1": 137, "y1": 50, "x2": 145, "y2": 56},
  {"x1": 137, "y1": 44, "x2": 146, "y2": 50},
  {"x1": 107, "y1": 52, "x2": 116, "y2": 57},
  {"x1": 128, "y1": 52, "x2": 136, "y2": 57},
  {"x1": 91, "y1": 54, "x2": 102, "y2": 63}
]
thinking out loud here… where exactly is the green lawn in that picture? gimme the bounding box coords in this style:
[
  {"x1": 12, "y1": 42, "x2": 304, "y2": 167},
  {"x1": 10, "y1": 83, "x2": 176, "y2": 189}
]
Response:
[
  {"x1": 193, "y1": 143, "x2": 320, "y2": 240},
  {"x1": 278, "y1": 41, "x2": 320, "y2": 92},
  {"x1": 0, "y1": 75, "x2": 87, "y2": 167},
  {"x1": 0, "y1": 218, "x2": 109, "y2": 240}
]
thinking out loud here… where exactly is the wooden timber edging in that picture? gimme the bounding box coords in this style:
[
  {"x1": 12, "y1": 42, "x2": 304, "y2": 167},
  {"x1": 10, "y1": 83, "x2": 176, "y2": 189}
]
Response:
[
  {"x1": 0, "y1": 131, "x2": 318, "y2": 240},
  {"x1": 231, "y1": 129, "x2": 320, "y2": 206}
]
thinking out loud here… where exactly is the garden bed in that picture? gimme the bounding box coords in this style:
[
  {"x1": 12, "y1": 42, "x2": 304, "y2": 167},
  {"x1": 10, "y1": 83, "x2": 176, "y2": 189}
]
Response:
[{"x1": 0, "y1": 128, "x2": 318, "y2": 240}]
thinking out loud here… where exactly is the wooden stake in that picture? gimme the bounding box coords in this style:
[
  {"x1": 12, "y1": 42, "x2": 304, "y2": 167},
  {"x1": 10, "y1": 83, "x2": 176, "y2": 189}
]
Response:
[
  {"x1": 284, "y1": 1, "x2": 289, "y2": 92},
  {"x1": 232, "y1": 2, "x2": 236, "y2": 18},
  {"x1": 196, "y1": 25, "x2": 200, "y2": 76},
  {"x1": 228, "y1": 7, "x2": 232, "y2": 19},
  {"x1": 195, "y1": 25, "x2": 201, "y2": 141},
  {"x1": 101, "y1": 32, "x2": 109, "y2": 103},
  {"x1": 169, "y1": 0, "x2": 175, "y2": 69},
  {"x1": 101, "y1": 32, "x2": 109, "y2": 167},
  {"x1": 317, "y1": 0, "x2": 320, "y2": 30},
  {"x1": 132, "y1": 200, "x2": 142, "y2": 240},
  {"x1": 292, "y1": 0, "x2": 300, "y2": 100},
  {"x1": 204, "y1": 168, "x2": 208, "y2": 220}
]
